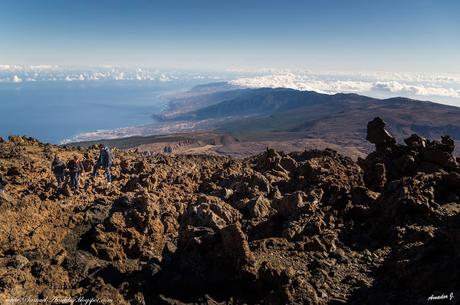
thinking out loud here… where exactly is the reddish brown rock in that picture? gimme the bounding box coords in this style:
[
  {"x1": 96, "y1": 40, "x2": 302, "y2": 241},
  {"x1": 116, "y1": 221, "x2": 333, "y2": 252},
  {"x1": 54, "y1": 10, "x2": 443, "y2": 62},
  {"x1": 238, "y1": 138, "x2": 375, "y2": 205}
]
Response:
[{"x1": 0, "y1": 119, "x2": 458, "y2": 305}]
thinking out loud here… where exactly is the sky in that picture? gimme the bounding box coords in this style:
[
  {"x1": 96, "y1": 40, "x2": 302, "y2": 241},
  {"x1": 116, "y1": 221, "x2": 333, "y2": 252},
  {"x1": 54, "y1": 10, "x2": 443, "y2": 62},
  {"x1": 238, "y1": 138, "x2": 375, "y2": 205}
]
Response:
[{"x1": 0, "y1": 0, "x2": 459, "y2": 72}]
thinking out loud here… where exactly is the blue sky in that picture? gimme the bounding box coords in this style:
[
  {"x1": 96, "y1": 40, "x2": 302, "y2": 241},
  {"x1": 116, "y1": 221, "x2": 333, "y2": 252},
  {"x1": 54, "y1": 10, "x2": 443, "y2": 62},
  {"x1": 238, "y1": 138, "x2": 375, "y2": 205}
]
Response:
[{"x1": 0, "y1": 0, "x2": 459, "y2": 72}]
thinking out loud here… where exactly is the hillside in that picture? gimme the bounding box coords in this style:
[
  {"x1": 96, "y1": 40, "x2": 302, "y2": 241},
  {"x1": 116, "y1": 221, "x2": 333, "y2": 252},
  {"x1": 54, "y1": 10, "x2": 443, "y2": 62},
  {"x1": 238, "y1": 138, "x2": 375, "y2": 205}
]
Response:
[
  {"x1": 175, "y1": 87, "x2": 460, "y2": 153},
  {"x1": 72, "y1": 86, "x2": 460, "y2": 158},
  {"x1": 1, "y1": 119, "x2": 460, "y2": 304},
  {"x1": 153, "y1": 83, "x2": 250, "y2": 120}
]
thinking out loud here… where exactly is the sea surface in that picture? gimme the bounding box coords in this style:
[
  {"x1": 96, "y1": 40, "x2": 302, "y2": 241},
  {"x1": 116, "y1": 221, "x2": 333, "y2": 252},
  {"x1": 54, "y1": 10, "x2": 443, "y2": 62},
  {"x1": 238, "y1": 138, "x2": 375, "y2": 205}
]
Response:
[{"x1": 0, "y1": 80, "x2": 200, "y2": 144}]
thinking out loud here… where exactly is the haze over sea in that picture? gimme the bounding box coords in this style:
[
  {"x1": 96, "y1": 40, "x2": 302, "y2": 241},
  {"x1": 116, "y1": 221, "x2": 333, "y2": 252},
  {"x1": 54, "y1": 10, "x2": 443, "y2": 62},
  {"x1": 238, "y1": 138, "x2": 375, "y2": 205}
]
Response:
[
  {"x1": 1, "y1": 0, "x2": 459, "y2": 145},
  {"x1": 0, "y1": 80, "x2": 203, "y2": 144},
  {"x1": 1, "y1": 66, "x2": 459, "y2": 145}
]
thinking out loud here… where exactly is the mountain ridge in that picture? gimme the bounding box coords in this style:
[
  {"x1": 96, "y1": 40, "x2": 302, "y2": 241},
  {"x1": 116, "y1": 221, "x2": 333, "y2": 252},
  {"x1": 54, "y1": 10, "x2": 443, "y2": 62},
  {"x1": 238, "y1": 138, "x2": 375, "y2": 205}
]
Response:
[{"x1": 68, "y1": 84, "x2": 460, "y2": 157}]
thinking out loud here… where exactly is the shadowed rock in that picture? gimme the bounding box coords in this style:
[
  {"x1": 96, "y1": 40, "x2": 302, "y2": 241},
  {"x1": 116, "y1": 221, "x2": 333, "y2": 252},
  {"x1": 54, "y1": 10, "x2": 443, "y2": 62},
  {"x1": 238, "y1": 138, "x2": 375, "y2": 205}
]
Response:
[
  {"x1": 366, "y1": 117, "x2": 396, "y2": 152},
  {"x1": 0, "y1": 120, "x2": 459, "y2": 305}
]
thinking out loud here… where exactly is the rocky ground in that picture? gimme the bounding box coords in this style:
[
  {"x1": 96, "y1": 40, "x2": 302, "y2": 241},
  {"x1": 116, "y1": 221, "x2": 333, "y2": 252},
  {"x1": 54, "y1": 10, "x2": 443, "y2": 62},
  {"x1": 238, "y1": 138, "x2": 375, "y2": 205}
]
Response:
[
  {"x1": 0, "y1": 118, "x2": 459, "y2": 305},
  {"x1": 134, "y1": 135, "x2": 367, "y2": 160}
]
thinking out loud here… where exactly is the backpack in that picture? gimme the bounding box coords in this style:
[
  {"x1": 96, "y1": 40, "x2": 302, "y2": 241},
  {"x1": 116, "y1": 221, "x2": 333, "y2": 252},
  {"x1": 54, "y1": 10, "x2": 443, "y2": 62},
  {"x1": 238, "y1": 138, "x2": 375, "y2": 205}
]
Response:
[
  {"x1": 102, "y1": 147, "x2": 113, "y2": 166},
  {"x1": 68, "y1": 159, "x2": 82, "y2": 173},
  {"x1": 53, "y1": 159, "x2": 65, "y2": 174}
]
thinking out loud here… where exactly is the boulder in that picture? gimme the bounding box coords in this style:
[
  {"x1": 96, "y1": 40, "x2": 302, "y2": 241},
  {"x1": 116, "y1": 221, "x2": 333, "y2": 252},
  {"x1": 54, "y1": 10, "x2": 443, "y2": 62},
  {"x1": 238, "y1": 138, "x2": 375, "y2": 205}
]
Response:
[
  {"x1": 274, "y1": 189, "x2": 323, "y2": 218},
  {"x1": 351, "y1": 186, "x2": 380, "y2": 206},
  {"x1": 366, "y1": 117, "x2": 396, "y2": 152},
  {"x1": 404, "y1": 134, "x2": 426, "y2": 149},
  {"x1": 89, "y1": 194, "x2": 165, "y2": 261},
  {"x1": 9, "y1": 255, "x2": 30, "y2": 269},
  {"x1": 280, "y1": 156, "x2": 297, "y2": 172},
  {"x1": 246, "y1": 195, "x2": 272, "y2": 218},
  {"x1": 8, "y1": 135, "x2": 24, "y2": 144},
  {"x1": 184, "y1": 196, "x2": 242, "y2": 230},
  {"x1": 220, "y1": 222, "x2": 257, "y2": 277},
  {"x1": 421, "y1": 148, "x2": 458, "y2": 170},
  {"x1": 368, "y1": 162, "x2": 387, "y2": 192},
  {"x1": 441, "y1": 135, "x2": 455, "y2": 153},
  {"x1": 296, "y1": 151, "x2": 364, "y2": 193}
]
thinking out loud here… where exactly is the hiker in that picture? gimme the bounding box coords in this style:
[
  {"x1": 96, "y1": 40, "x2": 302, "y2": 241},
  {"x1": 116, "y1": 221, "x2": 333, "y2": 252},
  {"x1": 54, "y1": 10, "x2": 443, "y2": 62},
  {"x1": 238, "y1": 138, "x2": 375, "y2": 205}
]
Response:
[
  {"x1": 92, "y1": 144, "x2": 113, "y2": 183},
  {"x1": 51, "y1": 155, "x2": 66, "y2": 185},
  {"x1": 0, "y1": 174, "x2": 9, "y2": 193},
  {"x1": 67, "y1": 155, "x2": 83, "y2": 192},
  {"x1": 163, "y1": 145, "x2": 173, "y2": 154}
]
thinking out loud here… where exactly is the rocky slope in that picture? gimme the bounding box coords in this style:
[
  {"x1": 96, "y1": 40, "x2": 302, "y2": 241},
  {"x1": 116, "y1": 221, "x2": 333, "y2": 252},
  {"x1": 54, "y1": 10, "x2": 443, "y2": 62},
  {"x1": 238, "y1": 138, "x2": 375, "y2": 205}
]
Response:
[{"x1": 0, "y1": 118, "x2": 459, "y2": 305}]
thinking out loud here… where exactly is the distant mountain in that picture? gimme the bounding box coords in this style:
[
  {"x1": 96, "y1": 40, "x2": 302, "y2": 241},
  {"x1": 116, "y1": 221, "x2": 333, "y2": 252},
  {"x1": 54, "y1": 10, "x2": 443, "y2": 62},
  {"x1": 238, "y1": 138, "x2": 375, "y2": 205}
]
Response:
[
  {"x1": 72, "y1": 84, "x2": 460, "y2": 158},
  {"x1": 154, "y1": 83, "x2": 250, "y2": 120},
  {"x1": 163, "y1": 85, "x2": 460, "y2": 154},
  {"x1": 187, "y1": 89, "x2": 374, "y2": 120}
]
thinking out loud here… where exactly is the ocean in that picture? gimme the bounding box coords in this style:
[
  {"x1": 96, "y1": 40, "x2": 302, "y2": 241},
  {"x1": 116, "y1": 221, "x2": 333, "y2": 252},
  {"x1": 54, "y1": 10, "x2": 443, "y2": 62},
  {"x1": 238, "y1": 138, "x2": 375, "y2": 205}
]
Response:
[{"x1": 0, "y1": 80, "x2": 198, "y2": 144}]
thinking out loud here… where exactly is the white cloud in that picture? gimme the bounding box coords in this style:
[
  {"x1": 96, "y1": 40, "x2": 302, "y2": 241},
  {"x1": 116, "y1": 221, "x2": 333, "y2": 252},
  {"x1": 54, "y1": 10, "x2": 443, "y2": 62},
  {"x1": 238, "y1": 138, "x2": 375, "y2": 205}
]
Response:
[
  {"x1": 1, "y1": 65, "x2": 459, "y2": 105},
  {"x1": 12, "y1": 75, "x2": 23, "y2": 83},
  {"x1": 230, "y1": 72, "x2": 460, "y2": 102},
  {"x1": 231, "y1": 73, "x2": 373, "y2": 94},
  {"x1": 0, "y1": 65, "x2": 195, "y2": 83},
  {"x1": 371, "y1": 81, "x2": 460, "y2": 98},
  {"x1": 29, "y1": 65, "x2": 58, "y2": 70}
]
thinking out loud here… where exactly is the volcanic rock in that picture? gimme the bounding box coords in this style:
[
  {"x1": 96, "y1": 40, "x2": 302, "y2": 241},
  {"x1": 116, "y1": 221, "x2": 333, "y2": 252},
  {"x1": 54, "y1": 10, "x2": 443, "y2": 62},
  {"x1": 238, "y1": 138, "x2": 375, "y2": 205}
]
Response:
[
  {"x1": 366, "y1": 117, "x2": 396, "y2": 152},
  {"x1": 0, "y1": 118, "x2": 459, "y2": 305}
]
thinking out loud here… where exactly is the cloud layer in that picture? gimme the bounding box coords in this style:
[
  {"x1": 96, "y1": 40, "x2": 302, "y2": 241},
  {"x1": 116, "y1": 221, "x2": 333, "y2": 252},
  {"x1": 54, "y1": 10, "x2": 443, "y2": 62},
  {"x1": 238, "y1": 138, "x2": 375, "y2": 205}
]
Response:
[
  {"x1": 230, "y1": 72, "x2": 460, "y2": 105},
  {"x1": 0, "y1": 65, "x2": 209, "y2": 83},
  {"x1": 2, "y1": 65, "x2": 460, "y2": 107}
]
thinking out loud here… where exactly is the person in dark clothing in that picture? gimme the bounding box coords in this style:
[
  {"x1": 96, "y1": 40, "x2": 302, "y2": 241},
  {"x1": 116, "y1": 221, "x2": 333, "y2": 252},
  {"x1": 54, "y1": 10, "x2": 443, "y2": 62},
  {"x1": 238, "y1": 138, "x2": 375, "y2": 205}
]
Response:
[
  {"x1": 92, "y1": 144, "x2": 113, "y2": 183},
  {"x1": 51, "y1": 155, "x2": 66, "y2": 185},
  {"x1": 67, "y1": 155, "x2": 83, "y2": 192},
  {"x1": 0, "y1": 175, "x2": 9, "y2": 193},
  {"x1": 163, "y1": 145, "x2": 173, "y2": 154}
]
